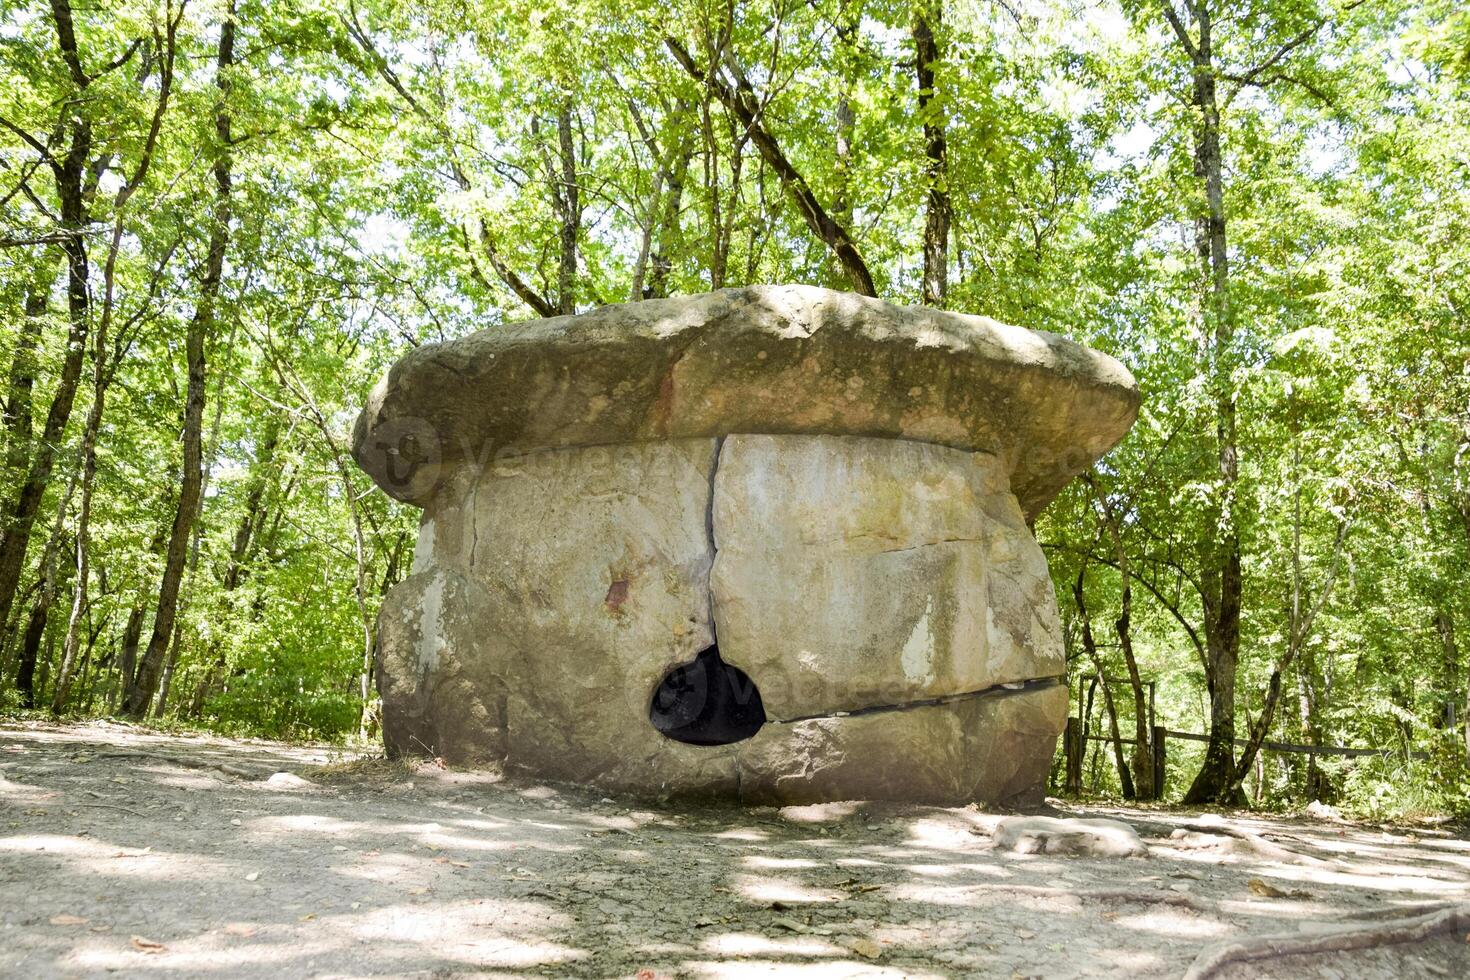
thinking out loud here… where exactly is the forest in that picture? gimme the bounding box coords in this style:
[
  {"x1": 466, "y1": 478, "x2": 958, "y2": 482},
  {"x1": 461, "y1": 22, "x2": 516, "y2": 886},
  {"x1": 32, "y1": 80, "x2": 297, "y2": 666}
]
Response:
[{"x1": 0, "y1": 0, "x2": 1465, "y2": 816}]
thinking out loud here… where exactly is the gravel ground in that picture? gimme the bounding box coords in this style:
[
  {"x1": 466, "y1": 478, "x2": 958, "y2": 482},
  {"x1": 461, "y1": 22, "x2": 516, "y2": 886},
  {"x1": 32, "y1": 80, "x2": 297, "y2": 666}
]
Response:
[{"x1": 2, "y1": 720, "x2": 1468, "y2": 979}]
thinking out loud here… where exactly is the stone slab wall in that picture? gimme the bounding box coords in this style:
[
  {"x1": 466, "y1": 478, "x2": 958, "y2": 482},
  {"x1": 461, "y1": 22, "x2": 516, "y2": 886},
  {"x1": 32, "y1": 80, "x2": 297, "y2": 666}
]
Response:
[{"x1": 376, "y1": 434, "x2": 1067, "y2": 806}]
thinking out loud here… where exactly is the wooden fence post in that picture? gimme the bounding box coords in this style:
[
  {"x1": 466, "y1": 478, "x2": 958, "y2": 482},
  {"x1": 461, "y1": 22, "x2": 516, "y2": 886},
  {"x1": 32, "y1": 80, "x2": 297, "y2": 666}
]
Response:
[
  {"x1": 1065, "y1": 716, "x2": 1083, "y2": 795},
  {"x1": 1152, "y1": 725, "x2": 1167, "y2": 800}
]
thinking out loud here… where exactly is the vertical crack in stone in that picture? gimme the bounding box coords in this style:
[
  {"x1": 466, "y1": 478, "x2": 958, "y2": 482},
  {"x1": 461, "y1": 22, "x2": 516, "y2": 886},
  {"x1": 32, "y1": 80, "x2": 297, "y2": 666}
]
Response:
[
  {"x1": 469, "y1": 468, "x2": 481, "y2": 569},
  {"x1": 705, "y1": 435, "x2": 725, "y2": 638},
  {"x1": 644, "y1": 436, "x2": 764, "y2": 752}
]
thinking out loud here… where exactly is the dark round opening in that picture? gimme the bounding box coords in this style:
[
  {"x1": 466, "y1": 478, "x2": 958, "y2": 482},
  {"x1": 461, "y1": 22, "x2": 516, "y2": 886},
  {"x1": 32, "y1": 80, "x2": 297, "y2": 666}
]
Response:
[{"x1": 649, "y1": 645, "x2": 765, "y2": 745}]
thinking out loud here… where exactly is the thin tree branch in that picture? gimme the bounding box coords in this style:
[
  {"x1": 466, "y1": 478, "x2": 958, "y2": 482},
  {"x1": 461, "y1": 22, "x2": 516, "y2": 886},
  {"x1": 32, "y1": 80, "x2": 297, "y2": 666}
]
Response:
[
  {"x1": 664, "y1": 34, "x2": 877, "y2": 296},
  {"x1": 1158, "y1": 0, "x2": 1199, "y2": 61}
]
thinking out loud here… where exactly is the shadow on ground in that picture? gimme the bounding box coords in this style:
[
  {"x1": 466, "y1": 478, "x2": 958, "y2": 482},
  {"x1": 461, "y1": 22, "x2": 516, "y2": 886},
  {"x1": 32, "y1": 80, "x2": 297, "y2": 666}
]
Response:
[{"x1": 2, "y1": 721, "x2": 1468, "y2": 979}]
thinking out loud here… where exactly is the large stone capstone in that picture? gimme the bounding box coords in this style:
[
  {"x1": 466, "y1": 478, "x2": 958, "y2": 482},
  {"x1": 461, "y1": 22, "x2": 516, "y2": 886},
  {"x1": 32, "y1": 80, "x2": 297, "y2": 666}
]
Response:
[{"x1": 354, "y1": 285, "x2": 1139, "y2": 806}]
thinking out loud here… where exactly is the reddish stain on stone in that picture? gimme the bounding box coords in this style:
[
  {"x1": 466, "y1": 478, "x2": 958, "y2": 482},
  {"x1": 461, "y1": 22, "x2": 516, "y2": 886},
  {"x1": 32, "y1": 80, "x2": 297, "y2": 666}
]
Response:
[
  {"x1": 652, "y1": 370, "x2": 675, "y2": 438},
  {"x1": 604, "y1": 578, "x2": 630, "y2": 612}
]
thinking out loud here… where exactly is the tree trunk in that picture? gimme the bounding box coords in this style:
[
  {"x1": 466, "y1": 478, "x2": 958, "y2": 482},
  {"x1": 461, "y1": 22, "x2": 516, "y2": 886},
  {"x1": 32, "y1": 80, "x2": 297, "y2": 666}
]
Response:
[
  {"x1": 187, "y1": 418, "x2": 280, "y2": 717},
  {"x1": 665, "y1": 36, "x2": 877, "y2": 296},
  {"x1": 913, "y1": 2, "x2": 950, "y2": 307},
  {"x1": 11, "y1": 457, "x2": 82, "y2": 706},
  {"x1": 1094, "y1": 485, "x2": 1154, "y2": 798},
  {"x1": 554, "y1": 101, "x2": 579, "y2": 314},
  {"x1": 1226, "y1": 499, "x2": 1350, "y2": 796},
  {"x1": 828, "y1": 2, "x2": 859, "y2": 286},
  {"x1": 51, "y1": 14, "x2": 178, "y2": 715},
  {"x1": 50, "y1": 291, "x2": 119, "y2": 713},
  {"x1": 154, "y1": 615, "x2": 186, "y2": 718},
  {"x1": 0, "y1": 109, "x2": 92, "y2": 641},
  {"x1": 1455, "y1": 410, "x2": 1470, "y2": 761},
  {"x1": 646, "y1": 142, "x2": 692, "y2": 299},
  {"x1": 125, "y1": 5, "x2": 234, "y2": 717},
  {"x1": 15, "y1": 601, "x2": 48, "y2": 708},
  {"x1": 1168, "y1": 0, "x2": 1244, "y2": 806},
  {"x1": 1115, "y1": 582, "x2": 1153, "y2": 799},
  {"x1": 1074, "y1": 571, "x2": 1135, "y2": 799},
  {"x1": 2, "y1": 253, "x2": 60, "y2": 483},
  {"x1": 112, "y1": 504, "x2": 172, "y2": 710},
  {"x1": 113, "y1": 603, "x2": 147, "y2": 710}
]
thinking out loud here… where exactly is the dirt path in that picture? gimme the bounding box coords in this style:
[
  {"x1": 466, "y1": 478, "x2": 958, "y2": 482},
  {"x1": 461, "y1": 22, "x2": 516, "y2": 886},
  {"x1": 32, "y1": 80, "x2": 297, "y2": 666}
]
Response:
[{"x1": 2, "y1": 722, "x2": 1468, "y2": 979}]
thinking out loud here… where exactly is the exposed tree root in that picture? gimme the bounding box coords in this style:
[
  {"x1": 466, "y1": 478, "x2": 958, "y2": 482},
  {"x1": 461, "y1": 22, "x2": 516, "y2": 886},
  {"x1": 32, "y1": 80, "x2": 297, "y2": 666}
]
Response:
[
  {"x1": 979, "y1": 884, "x2": 1214, "y2": 914},
  {"x1": 1339, "y1": 902, "x2": 1470, "y2": 922},
  {"x1": 1174, "y1": 821, "x2": 1332, "y2": 867},
  {"x1": 1183, "y1": 903, "x2": 1470, "y2": 980},
  {"x1": 97, "y1": 749, "x2": 263, "y2": 780}
]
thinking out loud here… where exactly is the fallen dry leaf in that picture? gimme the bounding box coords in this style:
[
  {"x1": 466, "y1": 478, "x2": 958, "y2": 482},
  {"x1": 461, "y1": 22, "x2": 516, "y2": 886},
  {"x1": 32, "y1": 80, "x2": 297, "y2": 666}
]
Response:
[
  {"x1": 130, "y1": 935, "x2": 165, "y2": 953},
  {"x1": 299, "y1": 913, "x2": 316, "y2": 922},
  {"x1": 49, "y1": 914, "x2": 88, "y2": 926},
  {"x1": 1248, "y1": 877, "x2": 1310, "y2": 899},
  {"x1": 407, "y1": 886, "x2": 430, "y2": 895}
]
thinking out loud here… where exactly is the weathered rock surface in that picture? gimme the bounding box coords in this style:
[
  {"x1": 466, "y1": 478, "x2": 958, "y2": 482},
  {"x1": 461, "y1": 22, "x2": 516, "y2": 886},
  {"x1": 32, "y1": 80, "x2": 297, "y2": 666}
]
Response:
[
  {"x1": 353, "y1": 285, "x2": 1139, "y2": 518},
  {"x1": 712, "y1": 435, "x2": 1062, "y2": 720},
  {"x1": 739, "y1": 683, "x2": 1068, "y2": 807},
  {"x1": 358, "y1": 288, "x2": 1139, "y2": 805},
  {"x1": 372, "y1": 435, "x2": 1072, "y2": 803},
  {"x1": 377, "y1": 439, "x2": 739, "y2": 793},
  {"x1": 375, "y1": 566, "x2": 507, "y2": 766}
]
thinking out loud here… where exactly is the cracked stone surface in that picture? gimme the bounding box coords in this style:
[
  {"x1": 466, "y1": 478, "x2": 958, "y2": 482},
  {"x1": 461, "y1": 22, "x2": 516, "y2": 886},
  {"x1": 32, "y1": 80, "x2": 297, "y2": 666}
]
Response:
[
  {"x1": 356, "y1": 287, "x2": 1137, "y2": 804},
  {"x1": 351, "y1": 285, "x2": 1139, "y2": 519},
  {"x1": 376, "y1": 434, "x2": 1067, "y2": 805},
  {"x1": 712, "y1": 435, "x2": 1061, "y2": 720}
]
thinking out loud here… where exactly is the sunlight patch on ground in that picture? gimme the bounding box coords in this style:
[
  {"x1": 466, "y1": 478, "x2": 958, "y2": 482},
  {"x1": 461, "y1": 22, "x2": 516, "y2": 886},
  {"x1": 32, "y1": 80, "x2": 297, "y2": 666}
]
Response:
[
  {"x1": 1111, "y1": 908, "x2": 1233, "y2": 938},
  {"x1": 903, "y1": 816, "x2": 985, "y2": 851},
  {"x1": 687, "y1": 960, "x2": 942, "y2": 979},
  {"x1": 0, "y1": 774, "x2": 57, "y2": 803},
  {"x1": 66, "y1": 933, "x2": 345, "y2": 974},
  {"x1": 1244, "y1": 863, "x2": 1470, "y2": 895},
  {"x1": 776, "y1": 802, "x2": 864, "y2": 824},
  {"x1": 1091, "y1": 946, "x2": 1167, "y2": 972},
  {"x1": 743, "y1": 855, "x2": 823, "y2": 870},
  {"x1": 734, "y1": 872, "x2": 840, "y2": 905},
  {"x1": 902, "y1": 862, "x2": 962, "y2": 877},
  {"x1": 886, "y1": 882, "x2": 1061, "y2": 909},
  {"x1": 350, "y1": 901, "x2": 582, "y2": 965},
  {"x1": 711, "y1": 828, "x2": 769, "y2": 841},
  {"x1": 0, "y1": 833, "x2": 237, "y2": 882},
  {"x1": 699, "y1": 931, "x2": 846, "y2": 957},
  {"x1": 150, "y1": 772, "x2": 230, "y2": 790},
  {"x1": 5, "y1": 726, "x2": 1468, "y2": 979},
  {"x1": 830, "y1": 856, "x2": 892, "y2": 869}
]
